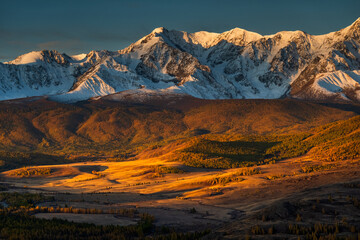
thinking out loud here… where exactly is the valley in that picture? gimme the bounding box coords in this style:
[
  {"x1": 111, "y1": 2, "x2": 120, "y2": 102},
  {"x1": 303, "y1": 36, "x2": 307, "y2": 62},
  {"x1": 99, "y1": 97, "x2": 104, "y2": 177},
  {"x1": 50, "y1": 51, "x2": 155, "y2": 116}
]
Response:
[
  {"x1": 0, "y1": 96, "x2": 360, "y2": 239},
  {"x1": 2, "y1": 2, "x2": 360, "y2": 239}
]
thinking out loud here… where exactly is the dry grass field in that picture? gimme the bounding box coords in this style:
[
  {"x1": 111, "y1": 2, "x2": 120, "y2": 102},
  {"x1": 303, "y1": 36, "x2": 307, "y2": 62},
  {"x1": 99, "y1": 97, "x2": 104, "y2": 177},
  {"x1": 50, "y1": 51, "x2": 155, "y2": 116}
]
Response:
[{"x1": 1, "y1": 97, "x2": 360, "y2": 239}]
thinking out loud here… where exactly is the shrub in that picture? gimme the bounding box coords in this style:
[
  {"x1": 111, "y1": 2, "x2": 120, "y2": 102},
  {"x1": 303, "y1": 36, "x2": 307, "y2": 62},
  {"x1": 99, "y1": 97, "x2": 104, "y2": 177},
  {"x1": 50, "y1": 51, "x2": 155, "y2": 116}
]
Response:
[{"x1": 9, "y1": 167, "x2": 52, "y2": 177}]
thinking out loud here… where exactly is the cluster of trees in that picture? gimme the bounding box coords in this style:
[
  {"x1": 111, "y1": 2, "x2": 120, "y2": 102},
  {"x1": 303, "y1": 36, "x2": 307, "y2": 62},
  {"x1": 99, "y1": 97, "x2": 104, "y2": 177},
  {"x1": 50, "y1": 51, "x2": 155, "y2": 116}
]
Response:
[
  {"x1": 265, "y1": 174, "x2": 287, "y2": 180},
  {"x1": 91, "y1": 170, "x2": 105, "y2": 178},
  {"x1": 300, "y1": 164, "x2": 336, "y2": 173},
  {"x1": 196, "y1": 175, "x2": 244, "y2": 186},
  {"x1": 0, "y1": 211, "x2": 155, "y2": 240},
  {"x1": 176, "y1": 151, "x2": 261, "y2": 169},
  {"x1": 244, "y1": 184, "x2": 360, "y2": 240},
  {"x1": 264, "y1": 133, "x2": 313, "y2": 160},
  {"x1": 246, "y1": 221, "x2": 359, "y2": 239},
  {"x1": 0, "y1": 192, "x2": 52, "y2": 208},
  {"x1": 0, "y1": 210, "x2": 210, "y2": 239},
  {"x1": 250, "y1": 225, "x2": 273, "y2": 235},
  {"x1": 268, "y1": 116, "x2": 360, "y2": 162},
  {"x1": 287, "y1": 222, "x2": 359, "y2": 240},
  {"x1": 312, "y1": 140, "x2": 360, "y2": 162},
  {"x1": 8, "y1": 206, "x2": 138, "y2": 218},
  {"x1": 0, "y1": 151, "x2": 65, "y2": 171},
  {"x1": 148, "y1": 165, "x2": 185, "y2": 178},
  {"x1": 174, "y1": 115, "x2": 360, "y2": 170},
  {"x1": 235, "y1": 167, "x2": 262, "y2": 176},
  {"x1": 0, "y1": 192, "x2": 210, "y2": 239},
  {"x1": 176, "y1": 134, "x2": 321, "y2": 169},
  {"x1": 9, "y1": 167, "x2": 52, "y2": 177},
  {"x1": 347, "y1": 195, "x2": 360, "y2": 209},
  {"x1": 199, "y1": 168, "x2": 261, "y2": 186}
]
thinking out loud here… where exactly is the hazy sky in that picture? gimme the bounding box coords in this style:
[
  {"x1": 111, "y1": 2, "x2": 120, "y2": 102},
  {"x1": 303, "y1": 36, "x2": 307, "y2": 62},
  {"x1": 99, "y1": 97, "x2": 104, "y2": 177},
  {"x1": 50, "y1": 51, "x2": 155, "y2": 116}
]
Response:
[{"x1": 1, "y1": 0, "x2": 359, "y2": 62}]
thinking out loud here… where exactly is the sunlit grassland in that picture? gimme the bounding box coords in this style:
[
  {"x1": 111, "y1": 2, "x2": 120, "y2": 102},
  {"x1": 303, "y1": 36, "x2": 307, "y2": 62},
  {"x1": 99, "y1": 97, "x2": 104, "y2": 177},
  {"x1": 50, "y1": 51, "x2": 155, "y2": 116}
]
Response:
[
  {"x1": 1, "y1": 115, "x2": 360, "y2": 172},
  {"x1": 171, "y1": 115, "x2": 360, "y2": 169}
]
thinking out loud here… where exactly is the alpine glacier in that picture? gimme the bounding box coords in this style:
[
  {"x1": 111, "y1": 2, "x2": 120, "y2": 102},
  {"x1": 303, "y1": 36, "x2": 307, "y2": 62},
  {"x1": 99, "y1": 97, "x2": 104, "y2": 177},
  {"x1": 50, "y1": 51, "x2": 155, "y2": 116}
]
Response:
[{"x1": 1, "y1": 18, "x2": 360, "y2": 102}]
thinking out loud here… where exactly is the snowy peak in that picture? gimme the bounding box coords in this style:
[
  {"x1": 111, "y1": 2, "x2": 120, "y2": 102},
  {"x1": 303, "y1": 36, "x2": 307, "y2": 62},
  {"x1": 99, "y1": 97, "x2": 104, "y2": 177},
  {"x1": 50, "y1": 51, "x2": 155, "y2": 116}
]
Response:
[
  {"x1": 7, "y1": 50, "x2": 70, "y2": 65},
  {"x1": 1, "y1": 19, "x2": 360, "y2": 103},
  {"x1": 137, "y1": 27, "x2": 263, "y2": 50},
  {"x1": 71, "y1": 53, "x2": 87, "y2": 61},
  {"x1": 214, "y1": 28, "x2": 263, "y2": 46},
  {"x1": 347, "y1": 17, "x2": 360, "y2": 30},
  {"x1": 6, "y1": 51, "x2": 44, "y2": 64},
  {"x1": 83, "y1": 50, "x2": 113, "y2": 64},
  {"x1": 343, "y1": 17, "x2": 360, "y2": 40},
  {"x1": 151, "y1": 27, "x2": 167, "y2": 34},
  {"x1": 185, "y1": 31, "x2": 220, "y2": 48}
]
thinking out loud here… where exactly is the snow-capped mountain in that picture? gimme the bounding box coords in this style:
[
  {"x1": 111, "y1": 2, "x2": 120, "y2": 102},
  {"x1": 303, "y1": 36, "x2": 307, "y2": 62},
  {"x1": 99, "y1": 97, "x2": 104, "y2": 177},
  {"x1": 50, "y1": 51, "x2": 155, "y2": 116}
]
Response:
[{"x1": 1, "y1": 18, "x2": 360, "y2": 102}]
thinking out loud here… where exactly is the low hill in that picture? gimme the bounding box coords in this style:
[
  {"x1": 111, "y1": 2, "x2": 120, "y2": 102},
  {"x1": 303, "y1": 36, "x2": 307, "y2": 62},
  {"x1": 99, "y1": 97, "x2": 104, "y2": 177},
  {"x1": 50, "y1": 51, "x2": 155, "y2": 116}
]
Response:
[{"x1": 0, "y1": 95, "x2": 359, "y2": 170}]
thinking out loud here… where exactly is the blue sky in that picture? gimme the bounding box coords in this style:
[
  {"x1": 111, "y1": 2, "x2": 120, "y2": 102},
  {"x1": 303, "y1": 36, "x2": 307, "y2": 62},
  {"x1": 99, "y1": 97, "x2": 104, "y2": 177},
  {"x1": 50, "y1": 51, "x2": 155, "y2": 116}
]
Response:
[{"x1": 1, "y1": 0, "x2": 359, "y2": 62}]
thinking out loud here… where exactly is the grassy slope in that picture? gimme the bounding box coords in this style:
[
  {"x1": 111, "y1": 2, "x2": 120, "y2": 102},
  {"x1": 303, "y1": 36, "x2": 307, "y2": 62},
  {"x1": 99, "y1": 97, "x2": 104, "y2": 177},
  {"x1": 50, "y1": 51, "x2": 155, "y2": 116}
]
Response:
[
  {"x1": 0, "y1": 97, "x2": 358, "y2": 170},
  {"x1": 167, "y1": 115, "x2": 360, "y2": 168}
]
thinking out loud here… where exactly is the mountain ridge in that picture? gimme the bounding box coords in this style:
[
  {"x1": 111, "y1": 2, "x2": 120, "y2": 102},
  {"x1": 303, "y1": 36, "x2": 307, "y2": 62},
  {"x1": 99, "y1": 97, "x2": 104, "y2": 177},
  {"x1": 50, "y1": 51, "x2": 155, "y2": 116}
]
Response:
[{"x1": 1, "y1": 18, "x2": 360, "y2": 102}]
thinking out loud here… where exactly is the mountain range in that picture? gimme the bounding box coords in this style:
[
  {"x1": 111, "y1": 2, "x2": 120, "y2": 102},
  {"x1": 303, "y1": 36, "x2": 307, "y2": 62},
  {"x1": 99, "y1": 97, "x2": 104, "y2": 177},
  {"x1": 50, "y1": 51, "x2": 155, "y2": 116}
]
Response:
[{"x1": 1, "y1": 18, "x2": 360, "y2": 102}]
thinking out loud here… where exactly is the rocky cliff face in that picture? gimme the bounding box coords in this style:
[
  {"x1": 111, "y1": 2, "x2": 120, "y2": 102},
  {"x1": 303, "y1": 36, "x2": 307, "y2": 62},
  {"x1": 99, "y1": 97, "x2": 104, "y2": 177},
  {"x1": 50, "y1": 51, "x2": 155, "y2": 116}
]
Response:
[{"x1": 1, "y1": 18, "x2": 360, "y2": 102}]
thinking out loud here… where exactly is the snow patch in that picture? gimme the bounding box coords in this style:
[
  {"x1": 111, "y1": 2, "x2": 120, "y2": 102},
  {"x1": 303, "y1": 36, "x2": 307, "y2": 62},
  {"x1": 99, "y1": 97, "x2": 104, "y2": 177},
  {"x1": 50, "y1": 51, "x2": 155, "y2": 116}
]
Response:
[
  {"x1": 315, "y1": 70, "x2": 360, "y2": 94},
  {"x1": 7, "y1": 51, "x2": 43, "y2": 65},
  {"x1": 71, "y1": 53, "x2": 87, "y2": 61}
]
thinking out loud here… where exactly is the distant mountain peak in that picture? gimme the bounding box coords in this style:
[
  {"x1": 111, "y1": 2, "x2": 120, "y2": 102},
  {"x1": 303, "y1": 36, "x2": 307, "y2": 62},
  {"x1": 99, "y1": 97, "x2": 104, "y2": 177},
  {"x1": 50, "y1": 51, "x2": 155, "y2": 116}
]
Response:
[
  {"x1": 351, "y1": 17, "x2": 360, "y2": 26},
  {"x1": 344, "y1": 17, "x2": 360, "y2": 39},
  {"x1": 151, "y1": 27, "x2": 167, "y2": 34},
  {"x1": 1, "y1": 19, "x2": 360, "y2": 103},
  {"x1": 7, "y1": 50, "x2": 69, "y2": 65},
  {"x1": 6, "y1": 51, "x2": 43, "y2": 65}
]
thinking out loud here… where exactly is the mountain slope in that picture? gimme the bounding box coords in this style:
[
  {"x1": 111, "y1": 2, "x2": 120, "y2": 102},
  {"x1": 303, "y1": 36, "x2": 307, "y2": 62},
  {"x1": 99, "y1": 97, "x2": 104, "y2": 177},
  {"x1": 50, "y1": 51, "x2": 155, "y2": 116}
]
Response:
[
  {"x1": 0, "y1": 96, "x2": 357, "y2": 151},
  {"x1": 1, "y1": 18, "x2": 360, "y2": 102},
  {"x1": 0, "y1": 96, "x2": 358, "y2": 170}
]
